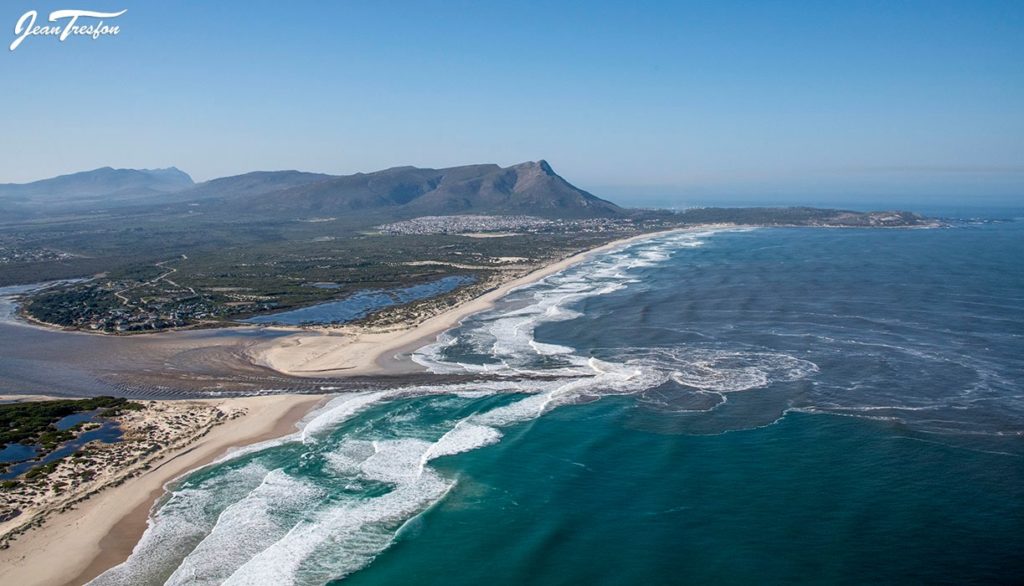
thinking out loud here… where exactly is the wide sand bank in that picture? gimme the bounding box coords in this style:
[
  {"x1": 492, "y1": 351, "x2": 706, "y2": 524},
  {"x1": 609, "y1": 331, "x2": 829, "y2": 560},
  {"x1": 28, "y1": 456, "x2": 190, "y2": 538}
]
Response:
[
  {"x1": 251, "y1": 228, "x2": 702, "y2": 377},
  {"x1": 0, "y1": 394, "x2": 325, "y2": 586}
]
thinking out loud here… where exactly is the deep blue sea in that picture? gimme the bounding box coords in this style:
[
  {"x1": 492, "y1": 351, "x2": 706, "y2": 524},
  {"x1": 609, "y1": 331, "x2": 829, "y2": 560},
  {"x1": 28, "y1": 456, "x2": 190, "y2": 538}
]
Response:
[{"x1": 91, "y1": 217, "x2": 1024, "y2": 585}]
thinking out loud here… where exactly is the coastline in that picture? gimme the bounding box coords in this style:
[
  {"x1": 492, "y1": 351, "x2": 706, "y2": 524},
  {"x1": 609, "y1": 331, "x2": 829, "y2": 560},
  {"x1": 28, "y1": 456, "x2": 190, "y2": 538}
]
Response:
[
  {"x1": 0, "y1": 393, "x2": 326, "y2": 586},
  {"x1": 250, "y1": 226, "x2": 717, "y2": 377},
  {"x1": 7, "y1": 221, "x2": 933, "y2": 338},
  {"x1": 0, "y1": 226, "x2": 709, "y2": 585}
]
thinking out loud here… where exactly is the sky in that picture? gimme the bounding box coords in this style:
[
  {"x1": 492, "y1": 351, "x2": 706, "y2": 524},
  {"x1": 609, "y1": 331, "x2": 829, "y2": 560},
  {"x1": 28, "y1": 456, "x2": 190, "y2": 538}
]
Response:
[{"x1": 1, "y1": 0, "x2": 1022, "y2": 206}]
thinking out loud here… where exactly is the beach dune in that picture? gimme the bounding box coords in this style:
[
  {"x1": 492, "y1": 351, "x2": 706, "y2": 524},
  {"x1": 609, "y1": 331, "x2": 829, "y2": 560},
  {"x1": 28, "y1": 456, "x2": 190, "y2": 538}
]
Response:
[
  {"x1": 0, "y1": 227, "x2": 697, "y2": 585},
  {"x1": 0, "y1": 394, "x2": 325, "y2": 586}
]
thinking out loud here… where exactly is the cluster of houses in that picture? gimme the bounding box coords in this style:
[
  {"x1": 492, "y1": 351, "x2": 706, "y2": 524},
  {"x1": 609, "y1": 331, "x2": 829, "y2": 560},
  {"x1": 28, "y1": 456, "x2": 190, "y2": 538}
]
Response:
[{"x1": 377, "y1": 215, "x2": 643, "y2": 235}]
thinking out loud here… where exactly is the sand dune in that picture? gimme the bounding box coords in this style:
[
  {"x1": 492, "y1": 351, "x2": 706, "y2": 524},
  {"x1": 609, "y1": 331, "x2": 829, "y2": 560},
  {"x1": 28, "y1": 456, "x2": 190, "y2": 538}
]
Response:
[
  {"x1": 0, "y1": 394, "x2": 325, "y2": 586},
  {"x1": 0, "y1": 227, "x2": 698, "y2": 585}
]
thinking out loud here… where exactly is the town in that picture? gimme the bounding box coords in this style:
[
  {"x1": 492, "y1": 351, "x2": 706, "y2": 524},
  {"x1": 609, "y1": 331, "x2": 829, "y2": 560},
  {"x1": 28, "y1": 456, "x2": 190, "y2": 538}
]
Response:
[
  {"x1": 377, "y1": 214, "x2": 648, "y2": 235},
  {"x1": 0, "y1": 246, "x2": 72, "y2": 265}
]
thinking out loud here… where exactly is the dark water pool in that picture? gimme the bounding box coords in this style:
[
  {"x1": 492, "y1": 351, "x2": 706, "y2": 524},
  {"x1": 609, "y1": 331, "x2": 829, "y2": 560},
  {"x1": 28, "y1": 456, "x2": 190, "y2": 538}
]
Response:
[
  {"x1": 243, "y1": 276, "x2": 473, "y2": 326},
  {"x1": 0, "y1": 413, "x2": 122, "y2": 480}
]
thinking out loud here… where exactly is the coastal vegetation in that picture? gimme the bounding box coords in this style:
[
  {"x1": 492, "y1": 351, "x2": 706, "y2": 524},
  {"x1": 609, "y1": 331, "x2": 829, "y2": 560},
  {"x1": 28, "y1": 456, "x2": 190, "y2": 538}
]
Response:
[
  {"x1": 0, "y1": 396, "x2": 140, "y2": 452},
  {"x1": 13, "y1": 222, "x2": 662, "y2": 332},
  {"x1": 0, "y1": 399, "x2": 243, "y2": 549},
  {"x1": 0, "y1": 162, "x2": 934, "y2": 333}
]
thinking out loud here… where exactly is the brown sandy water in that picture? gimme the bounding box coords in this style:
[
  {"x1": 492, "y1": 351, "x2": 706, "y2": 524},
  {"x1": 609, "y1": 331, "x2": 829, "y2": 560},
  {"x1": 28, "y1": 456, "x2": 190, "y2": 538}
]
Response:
[{"x1": 0, "y1": 287, "x2": 454, "y2": 398}]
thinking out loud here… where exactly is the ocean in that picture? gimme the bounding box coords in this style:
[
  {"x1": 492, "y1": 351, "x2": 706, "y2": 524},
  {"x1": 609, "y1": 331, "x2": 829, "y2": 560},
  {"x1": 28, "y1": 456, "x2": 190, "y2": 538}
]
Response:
[{"x1": 90, "y1": 216, "x2": 1024, "y2": 585}]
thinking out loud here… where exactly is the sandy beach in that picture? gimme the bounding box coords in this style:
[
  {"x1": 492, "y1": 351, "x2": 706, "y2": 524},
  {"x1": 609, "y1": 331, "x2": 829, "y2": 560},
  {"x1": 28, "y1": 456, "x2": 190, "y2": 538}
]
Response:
[
  {"x1": 250, "y1": 228, "x2": 702, "y2": 378},
  {"x1": 0, "y1": 393, "x2": 326, "y2": 586},
  {"x1": 0, "y1": 227, "x2": 698, "y2": 586}
]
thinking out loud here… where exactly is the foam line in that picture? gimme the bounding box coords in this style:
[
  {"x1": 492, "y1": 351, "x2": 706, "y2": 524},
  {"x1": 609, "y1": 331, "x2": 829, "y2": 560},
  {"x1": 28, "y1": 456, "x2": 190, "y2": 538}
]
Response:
[{"x1": 90, "y1": 227, "x2": 831, "y2": 586}]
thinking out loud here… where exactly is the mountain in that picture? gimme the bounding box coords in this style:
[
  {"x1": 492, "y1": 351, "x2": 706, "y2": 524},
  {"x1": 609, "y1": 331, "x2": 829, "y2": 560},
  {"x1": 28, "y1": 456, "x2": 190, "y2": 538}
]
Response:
[
  {"x1": 230, "y1": 161, "x2": 623, "y2": 219},
  {"x1": 170, "y1": 170, "x2": 334, "y2": 202},
  {"x1": 0, "y1": 167, "x2": 194, "y2": 201},
  {"x1": 0, "y1": 161, "x2": 623, "y2": 221}
]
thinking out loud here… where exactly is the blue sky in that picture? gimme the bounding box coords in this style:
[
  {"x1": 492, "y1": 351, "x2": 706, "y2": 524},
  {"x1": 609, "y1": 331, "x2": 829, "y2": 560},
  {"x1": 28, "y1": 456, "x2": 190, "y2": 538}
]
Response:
[{"x1": 1, "y1": 0, "x2": 1022, "y2": 205}]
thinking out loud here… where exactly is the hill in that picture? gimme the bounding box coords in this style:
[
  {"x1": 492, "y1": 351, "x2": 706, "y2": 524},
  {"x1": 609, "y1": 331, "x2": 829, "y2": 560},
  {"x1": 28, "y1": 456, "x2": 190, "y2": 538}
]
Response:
[
  {"x1": 0, "y1": 167, "x2": 193, "y2": 201},
  {"x1": 0, "y1": 161, "x2": 622, "y2": 221},
  {"x1": 220, "y1": 161, "x2": 623, "y2": 219},
  {"x1": 169, "y1": 170, "x2": 334, "y2": 202}
]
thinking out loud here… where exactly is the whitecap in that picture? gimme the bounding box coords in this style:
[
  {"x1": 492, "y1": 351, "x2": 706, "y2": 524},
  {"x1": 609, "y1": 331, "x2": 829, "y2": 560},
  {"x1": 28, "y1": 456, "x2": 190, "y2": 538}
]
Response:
[{"x1": 99, "y1": 226, "x2": 773, "y2": 586}]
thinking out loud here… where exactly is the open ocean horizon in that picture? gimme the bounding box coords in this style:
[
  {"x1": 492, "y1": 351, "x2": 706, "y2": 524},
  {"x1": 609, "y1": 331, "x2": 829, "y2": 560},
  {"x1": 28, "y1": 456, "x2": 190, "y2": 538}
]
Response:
[{"x1": 91, "y1": 211, "x2": 1024, "y2": 585}]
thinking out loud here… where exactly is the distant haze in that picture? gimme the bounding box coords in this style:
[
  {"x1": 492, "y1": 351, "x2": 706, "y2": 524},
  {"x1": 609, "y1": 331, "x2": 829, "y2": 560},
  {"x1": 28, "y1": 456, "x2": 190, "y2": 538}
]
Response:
[
  {"x1": 592, "y1": 167, "x2": 1024, "y2": 208},
  {"x1": 0, "y1": 161, "x2": 625, "y2": 220},
  {"x1": 1, "y1": 1, "x2": 1021, "y2": 204}
]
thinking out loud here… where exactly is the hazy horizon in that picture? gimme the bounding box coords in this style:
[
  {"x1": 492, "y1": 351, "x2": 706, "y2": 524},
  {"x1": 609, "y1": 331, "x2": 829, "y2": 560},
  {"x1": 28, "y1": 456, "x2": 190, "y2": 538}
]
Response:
[
  {"x1": 3, "y1": 161, "x2": 1022, "y2": 210},
  {"x1": 2, "y1": 1, "x2": 1022, "y2": 205}
]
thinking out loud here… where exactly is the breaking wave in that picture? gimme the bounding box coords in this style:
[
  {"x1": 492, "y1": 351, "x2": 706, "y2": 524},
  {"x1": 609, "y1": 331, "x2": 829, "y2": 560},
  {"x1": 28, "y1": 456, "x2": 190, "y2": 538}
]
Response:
[{"x1": 90, "y1": 227, "x2": 824, "y2": 586}]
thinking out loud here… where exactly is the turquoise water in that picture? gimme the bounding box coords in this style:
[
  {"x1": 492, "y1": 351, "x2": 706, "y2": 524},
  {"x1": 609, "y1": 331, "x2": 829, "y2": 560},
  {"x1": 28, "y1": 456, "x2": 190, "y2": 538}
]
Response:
[
  {"x1": 346, "y1": 410, "x2": 1022, "y2": 586},
  {"x1": 92, "y1": 218, "x2": 1024, "y2": 585}
]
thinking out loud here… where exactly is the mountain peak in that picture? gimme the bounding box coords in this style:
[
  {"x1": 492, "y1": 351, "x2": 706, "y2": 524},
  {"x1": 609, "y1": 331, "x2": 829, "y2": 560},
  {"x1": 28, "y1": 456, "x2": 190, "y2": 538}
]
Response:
[
  {"x1": 233, "y1": 161, "x2": 622, "y2": 219},
  {"x1": 510, "y1": 160, "x2": 555, "y2": 175},
  {"x1": 139, "y1": 167, "x2": 194, "y2": 183}
]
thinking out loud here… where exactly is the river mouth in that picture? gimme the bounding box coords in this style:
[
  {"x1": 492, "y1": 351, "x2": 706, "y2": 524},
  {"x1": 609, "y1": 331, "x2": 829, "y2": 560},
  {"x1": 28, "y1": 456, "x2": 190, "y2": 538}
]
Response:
[
  {"x1": 0, "y1": 284, "x2": 391, "y2": 398},
  {"x1": 0, "y1": 281, "x2": 567, "y2": 399}
]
